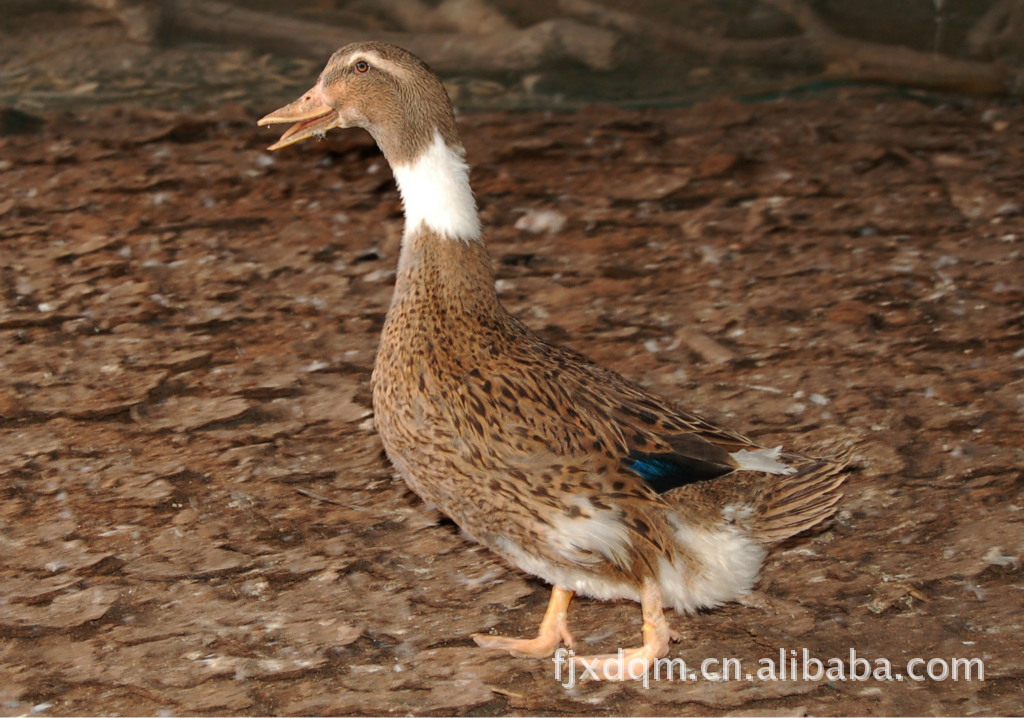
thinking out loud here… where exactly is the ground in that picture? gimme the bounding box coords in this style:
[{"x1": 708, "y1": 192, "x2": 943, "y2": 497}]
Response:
[{"x1": 2, "y1": 19, "x2": 1024, "y2": 718}]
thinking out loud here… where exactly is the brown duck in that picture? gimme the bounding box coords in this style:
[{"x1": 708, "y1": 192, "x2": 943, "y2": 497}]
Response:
[{"x1": 259, "y1": 41, "x2": 846, "y2": 679}]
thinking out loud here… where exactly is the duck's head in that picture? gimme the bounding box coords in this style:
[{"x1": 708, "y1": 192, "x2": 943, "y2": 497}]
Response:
[
  {"x1": 258, "y1": 41, "x2": 461, "y2": 168},
  {"x1": 260, "y1": 42, "x2": 481, "y2": 243}
]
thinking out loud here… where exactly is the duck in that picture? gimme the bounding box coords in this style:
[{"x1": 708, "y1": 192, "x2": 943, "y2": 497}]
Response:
[{"x1": 258, "y1": 41, "x2": 847, "y2": 680}]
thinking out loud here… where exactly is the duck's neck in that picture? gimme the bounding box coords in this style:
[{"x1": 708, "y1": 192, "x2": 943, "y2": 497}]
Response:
[
  {"x1": 390, "y1": 129, "x2": 481, "y2": 246},
  {"x1": 386, "y1": 129, "x2": 499, "y2": 315}
]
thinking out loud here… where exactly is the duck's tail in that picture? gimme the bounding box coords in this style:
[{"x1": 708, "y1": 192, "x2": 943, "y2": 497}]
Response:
[
  {"x1": 661, "y1": 444, "x2": 851, "y2": 547},
  {"x1": 744, "y1": 452, "x2": 848, "y2": 546}
]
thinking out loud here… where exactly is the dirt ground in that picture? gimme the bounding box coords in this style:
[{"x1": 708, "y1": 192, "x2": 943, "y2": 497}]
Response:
[{"x1": 3, "y1": 21, "x2": 1024, "y2": 718}]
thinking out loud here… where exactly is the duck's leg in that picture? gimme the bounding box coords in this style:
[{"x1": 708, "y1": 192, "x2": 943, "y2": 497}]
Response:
[
  {"x1": 472, "y1": 586, "x2": 576, "y2": 658},
  {"x1": 573, "y1": 579, "x2": 671, "y2": 681}
]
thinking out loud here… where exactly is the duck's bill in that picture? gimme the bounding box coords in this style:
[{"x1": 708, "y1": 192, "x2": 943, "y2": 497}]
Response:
[{"x1": 258, "y1": 90, "x2": 339, "y2": 151}]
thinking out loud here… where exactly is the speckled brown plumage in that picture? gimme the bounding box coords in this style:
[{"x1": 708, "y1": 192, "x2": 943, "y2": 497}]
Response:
[{"x1": 260, "y1": 41, "x2": 847, "y2": 679}]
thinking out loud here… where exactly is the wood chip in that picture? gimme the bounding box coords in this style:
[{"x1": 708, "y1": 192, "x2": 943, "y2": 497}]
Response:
[
  {"x1": 0, "y1": 586, "x2": 118, "y2": 637},
  {"x1": 132, "y1": 395, "x2": 251, "y2": 430}
]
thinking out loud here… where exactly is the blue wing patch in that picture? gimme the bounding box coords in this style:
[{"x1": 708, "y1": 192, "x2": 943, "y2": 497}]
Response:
[
  {"x1": 627, "y1": 456, "x2": 680, "y2": 482},
  {"x1": 623, "y1": 451, "x2": 733, "y2": 493}
]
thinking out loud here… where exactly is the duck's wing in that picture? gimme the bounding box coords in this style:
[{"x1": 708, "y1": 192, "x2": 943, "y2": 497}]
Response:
[
  {"x1": 463, "y1": 332, "x2": 796, "y2": 500},
  {"x1": 537, "y1": 340, "x2": 797, "y2": 490}
]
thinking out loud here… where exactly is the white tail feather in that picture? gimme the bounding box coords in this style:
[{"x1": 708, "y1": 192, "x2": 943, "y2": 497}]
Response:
[{"x1": 730, "y1": 446, "x2": 796, "y2": 475}]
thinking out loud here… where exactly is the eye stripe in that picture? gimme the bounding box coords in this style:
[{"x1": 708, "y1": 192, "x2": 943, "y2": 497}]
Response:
[{"x1": 346, "y1": 51, "x2": 410, "y2": 81}]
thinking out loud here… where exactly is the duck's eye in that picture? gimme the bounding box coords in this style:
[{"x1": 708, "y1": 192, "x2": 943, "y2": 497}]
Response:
[{"x1": 354, "y1": 60, "x2": 370, "y2": 73}]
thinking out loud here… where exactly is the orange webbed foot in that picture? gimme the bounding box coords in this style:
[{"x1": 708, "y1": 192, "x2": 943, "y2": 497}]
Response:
[
  {"x1": 570, "y1": 580, "x2": 672, "y2": 681},
  {"x1": 472, "y1": 586, "x2": 575, "y2": 658}
]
